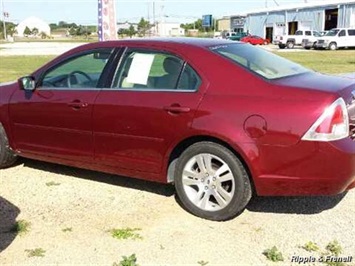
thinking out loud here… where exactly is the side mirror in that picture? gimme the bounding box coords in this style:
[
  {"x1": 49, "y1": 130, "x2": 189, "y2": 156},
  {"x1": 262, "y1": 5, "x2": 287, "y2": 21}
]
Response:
[{"x1": 18, "y1": 76, "x2": 36, "y2": 91}]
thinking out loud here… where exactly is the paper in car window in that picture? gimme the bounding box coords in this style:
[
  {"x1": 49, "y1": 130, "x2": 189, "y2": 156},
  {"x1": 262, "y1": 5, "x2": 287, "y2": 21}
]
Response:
[{"x1": 126, "y1": 53, "x2": 155, "y2": 85}]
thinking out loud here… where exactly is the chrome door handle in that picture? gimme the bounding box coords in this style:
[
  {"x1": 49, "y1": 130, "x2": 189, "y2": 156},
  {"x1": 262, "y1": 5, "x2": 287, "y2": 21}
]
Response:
[
  {"x1": 68, "y1": 100, "x2": 88, "y2": 109},
  {"x1": 163, "y1": 106, "x2": 191, "y2": 114}
]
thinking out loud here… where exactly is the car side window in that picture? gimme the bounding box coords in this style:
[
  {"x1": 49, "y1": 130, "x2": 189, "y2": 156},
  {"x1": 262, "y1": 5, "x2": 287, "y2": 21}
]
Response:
[
  {"x1": 177, "y1": 64, "x2": 201, "y2": 91},
  {"x1": 113, "y1": 50, "x2": 200, "y2": 91},
  {"x1": 40, "y1": 48, "x2": 113, "y2": 89},
  {"x1": 305, "y1": 31, "x2": 311, "y2": 36},
  {"x1": 339, "y1": 30, "x2": 346, "y2": 37},
  {"x1": 348, "y1": 29, "x2": 355, "y2": 36}
]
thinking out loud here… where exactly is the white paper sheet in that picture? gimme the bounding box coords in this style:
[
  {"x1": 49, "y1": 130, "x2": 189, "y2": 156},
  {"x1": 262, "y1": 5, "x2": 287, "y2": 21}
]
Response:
[{"x1": 126, "y1": 53, "x2": 155, "y2": 85}]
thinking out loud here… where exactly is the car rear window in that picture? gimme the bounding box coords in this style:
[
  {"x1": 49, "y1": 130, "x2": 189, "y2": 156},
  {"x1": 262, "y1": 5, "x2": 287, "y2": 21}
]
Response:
[{"x1": 210, "y1": 43, "x2": 309, "y2": 80}]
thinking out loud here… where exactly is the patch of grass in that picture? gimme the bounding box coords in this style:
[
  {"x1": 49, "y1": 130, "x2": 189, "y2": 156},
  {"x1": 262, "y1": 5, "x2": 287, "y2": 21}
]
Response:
[
  {"x1": 62, "y1": 227, "x2": 72, "y2": 232},
  {"x1": 197, "y1": 260, "x2": 209, "y2": 265},
  {"x1": 45, "y1": 181, "x2": 61, "y2": 186},
  {"x1": 275, "y1": 50, "x2": 355, "y2": 74},
  {"x1": 10, "y1": 220, "x2": 31, "y2": 235},
  {"x1": 113, "y1": 254, "x2": 139, "y2": 266},
  {"x1": 110, "y1": 227, "x2": 142, "y2": 240},
  {"x1": 325, "y1": 240, "x2": 342, "y2": 256},
  {"x1": 263, "y1": 246, "x2": 284, "y2": 262},
  {"x1": 302, "y1": 241, "x2": 320, "y2": 252},
  {"x1": 254, "y1": 227, "x2": 263, "y2": 233},
  {"x1": 25, "y1": 248, "x2": 46, "y2": 257},
  {"x1": 0, "y1": 55, "x2": 55, "y2": 82}
]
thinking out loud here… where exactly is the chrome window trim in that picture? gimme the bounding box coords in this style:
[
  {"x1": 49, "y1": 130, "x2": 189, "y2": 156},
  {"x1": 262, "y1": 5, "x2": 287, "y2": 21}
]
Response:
[
  {"x1": 38, "y1": 87, "x2": 101, "y2": 91},
  {"x1": 102, "y1": 88, "x2": 198, "y2": 93}
]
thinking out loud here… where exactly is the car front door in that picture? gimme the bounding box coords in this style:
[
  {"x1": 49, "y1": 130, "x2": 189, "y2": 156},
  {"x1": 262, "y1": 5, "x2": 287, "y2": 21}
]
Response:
[
  {"x1": 9, "y1": 48, "x2": 115, "y2": 162},
  {"x1": 93, "y1": 48, "x2": 206, "y2": 179},
  {"x1": 337, "y1": 29, "x2": 346, "y2": 47}
]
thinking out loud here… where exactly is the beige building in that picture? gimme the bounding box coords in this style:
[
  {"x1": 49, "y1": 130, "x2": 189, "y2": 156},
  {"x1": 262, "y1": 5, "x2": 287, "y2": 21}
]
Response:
[{"x1": 217, "y1": 16, "x2": 231, "y2": 32}]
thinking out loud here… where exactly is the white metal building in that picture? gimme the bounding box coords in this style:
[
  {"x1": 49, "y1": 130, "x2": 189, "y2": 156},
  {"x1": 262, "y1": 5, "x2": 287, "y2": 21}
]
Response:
[
  {"x1": 16, "y1": 16, "x2": 51, "y2": 37},
  {"x1": 242, "y1": 0, "x2": 355, "y2": 42},
  {"x1": 154, "y1": 22, "x2": 185, "y2": 37}
]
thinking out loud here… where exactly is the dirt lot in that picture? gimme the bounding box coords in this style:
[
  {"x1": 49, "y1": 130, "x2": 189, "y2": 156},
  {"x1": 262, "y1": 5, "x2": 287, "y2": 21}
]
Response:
[{"x1": 0, "y1": 158, "x2": 354, "y2": 265}]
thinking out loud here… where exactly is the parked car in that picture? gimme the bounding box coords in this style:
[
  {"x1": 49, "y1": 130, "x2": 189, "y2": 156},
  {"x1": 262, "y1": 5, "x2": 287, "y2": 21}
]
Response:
[
  {"x1": 224, "y1": 31, "x2": 249, "y2": 41},
  {"x1": 275, "y1": 30, "x2": 322, "y2": 49},
  {"x1": 240, "y1": 35, "x2": 270, "y2": 45},
  {"x1": 1, "y1": 38, "x2": 354, "y2": 221},
  {"x1": 314, "y1": 28, "x2": 355, "y2": 50}
]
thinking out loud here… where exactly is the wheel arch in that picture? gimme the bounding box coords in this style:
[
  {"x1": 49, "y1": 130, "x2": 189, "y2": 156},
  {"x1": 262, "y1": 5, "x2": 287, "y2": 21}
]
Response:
[{"x1": 165, "y1": 135, "x2": 256, "y2": 192}]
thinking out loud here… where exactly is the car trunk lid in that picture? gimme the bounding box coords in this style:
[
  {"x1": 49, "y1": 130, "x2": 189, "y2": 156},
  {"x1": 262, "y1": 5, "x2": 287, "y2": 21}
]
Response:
[{"x1": 274, "y1": 72, "x2": 355, "y2": 140}]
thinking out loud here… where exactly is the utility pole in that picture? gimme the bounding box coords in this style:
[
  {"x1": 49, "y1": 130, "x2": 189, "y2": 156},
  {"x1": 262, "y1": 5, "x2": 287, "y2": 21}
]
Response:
[
  {"x1": 1, "y1": 0, "x2": 7, "y2": 40},
  {"x1": 160, "y1": 0, "x2": 165, "y2": 36},
  {"x1": 153, "y1": 1, "x2": 156, "y2": 36}
]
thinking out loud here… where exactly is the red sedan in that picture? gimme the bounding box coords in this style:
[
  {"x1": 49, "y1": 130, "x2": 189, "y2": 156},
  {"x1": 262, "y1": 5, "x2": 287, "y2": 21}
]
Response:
[
  {"x1": 241, "y1": 35, "x2": 270, "y2": 45},
  {"x1": 0, "y1": 38, "x2": 354, "y2": 221}
]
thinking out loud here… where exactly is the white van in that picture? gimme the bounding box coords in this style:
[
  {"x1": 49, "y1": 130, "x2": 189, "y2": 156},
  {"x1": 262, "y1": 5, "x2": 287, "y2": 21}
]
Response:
[{"x1": 315, "y1": 28, "x2": 355, "y2": 50}]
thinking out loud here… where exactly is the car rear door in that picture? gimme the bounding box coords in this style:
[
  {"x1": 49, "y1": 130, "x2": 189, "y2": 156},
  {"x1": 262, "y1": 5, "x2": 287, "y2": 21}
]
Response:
[
  {"x1": 93, "y1": 47, "x2": 207, "y2": 178},
  {"x1": 347, "y1": 29, "x2": 355, "y2": 46},
  {"x1": 9, "y1": 48, "x2": 116, "y2": 162}
]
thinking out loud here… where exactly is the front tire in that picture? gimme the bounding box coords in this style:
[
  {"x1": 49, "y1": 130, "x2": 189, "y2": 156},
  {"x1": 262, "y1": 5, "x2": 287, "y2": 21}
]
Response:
[
  {"x1": 329, "y1": 42, "x2": 337, "y2": 50},
  {"x1": 286, "y1": 41, "x2": 294, "y2": 49},
  {"x1": 174, "y1": 142, "x2": 252, "y2": 221},
  {"x1": 0, "y1": 125, "x2": 17, "y2": 168}
]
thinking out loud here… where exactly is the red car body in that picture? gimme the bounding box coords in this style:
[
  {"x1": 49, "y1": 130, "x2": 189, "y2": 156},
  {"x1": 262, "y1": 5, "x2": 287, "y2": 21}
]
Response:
[
  {"x1": 0, "y1": 38, "x2": 354, "y2": 220},
  {"x1": 241, "y1": 35, "x2": 270, "y2": 45}
]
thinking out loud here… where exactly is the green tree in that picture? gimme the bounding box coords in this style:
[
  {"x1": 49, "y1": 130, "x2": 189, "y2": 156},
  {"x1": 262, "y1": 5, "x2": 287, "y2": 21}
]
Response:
[
  {"x1": 0, "y1": 21, "x2": 17, "y2": 38},
  {"x1": 31, "y1": 27, "x2": 39, "y2": 36},
  {"x1": 23, "y1": 26, "x2": 32, "y2": 36},
  {"x1": 180, "y1": 19, "x2": 214, "y2": 32},
  {"x1": 68, "y1": 26, "x2": 77, "y2": 36},
  {"x1": 49, "y1": 23, "x2": 58, "y2": 30},
  {"x1": 137, "y1": 17, "x2": 150, "y2": 37},
  {"x1": 40, "y1": 31, "x2": 48, "y2": 39},
  {"x1": 58, "y1": 21, "x2": 67, "y2": 28},
  {"x1": 126, "y1": 25, "x2": 137, "y2": 38},
  {"x1": 117, "y1": 28, "x2": 125, "y2": 37}
]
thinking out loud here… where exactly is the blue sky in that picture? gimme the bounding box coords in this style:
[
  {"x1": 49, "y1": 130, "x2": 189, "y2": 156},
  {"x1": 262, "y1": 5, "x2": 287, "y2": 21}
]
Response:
[{"x1": 3, "y1": 0, "x2": 320, "y2": 25}]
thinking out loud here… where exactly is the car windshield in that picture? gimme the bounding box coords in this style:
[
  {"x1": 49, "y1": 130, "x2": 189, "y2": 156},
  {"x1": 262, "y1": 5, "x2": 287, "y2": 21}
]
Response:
[
  {"x1": 325, "y1": 29, "x2": 339, "y2": 36},
  {"x1": 211, "y1": 43, "x2": 310, "y2": 80}
]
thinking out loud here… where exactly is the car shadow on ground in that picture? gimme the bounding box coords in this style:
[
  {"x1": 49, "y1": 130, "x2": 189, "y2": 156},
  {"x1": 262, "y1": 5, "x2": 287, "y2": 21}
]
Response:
[
  {"x1": 21, "y1": 158, "x2": 175, "y2": 197},
  {"x1": 20, "y1": 158, "x2": 347, "y2": 215},
  {"x1": 0, "y1": 196, "x2": 20, "y2": 253},
  {"x1": 247, "y1": 192, "x2": 347, "y2": 215}
]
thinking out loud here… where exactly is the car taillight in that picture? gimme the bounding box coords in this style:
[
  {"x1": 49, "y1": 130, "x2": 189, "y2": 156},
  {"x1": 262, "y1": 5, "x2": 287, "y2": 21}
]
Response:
[{"x1": 302, "y1": 98, "x2": 349, "y2": 141}]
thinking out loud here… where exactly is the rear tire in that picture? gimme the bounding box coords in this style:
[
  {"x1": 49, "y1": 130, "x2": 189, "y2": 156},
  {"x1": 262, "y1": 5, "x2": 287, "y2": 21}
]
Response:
[
  {"x1": 0, "y1": 125, "x2": 17, "y2": 169},
  {"x1": 174, "y1": 142, "x2": 252, "y2": 221}
]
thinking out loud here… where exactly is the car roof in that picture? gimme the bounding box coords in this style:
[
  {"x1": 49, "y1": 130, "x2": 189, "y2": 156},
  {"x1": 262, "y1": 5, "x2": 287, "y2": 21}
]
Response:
[{"x1": 94, "y1": 37, "x2": 235, "y2": 49}]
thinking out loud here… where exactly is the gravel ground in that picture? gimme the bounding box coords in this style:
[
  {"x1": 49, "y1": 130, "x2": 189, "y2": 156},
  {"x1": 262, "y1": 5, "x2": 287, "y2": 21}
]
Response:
[{"x1": 0, "y1": 158, "x2": 354, "y2": 265}]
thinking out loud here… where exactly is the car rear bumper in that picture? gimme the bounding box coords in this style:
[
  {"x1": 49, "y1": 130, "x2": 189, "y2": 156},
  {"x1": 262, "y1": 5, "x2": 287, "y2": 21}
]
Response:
[{"x1": 253, "y1": 138, "x2": 355, "y2": 196}]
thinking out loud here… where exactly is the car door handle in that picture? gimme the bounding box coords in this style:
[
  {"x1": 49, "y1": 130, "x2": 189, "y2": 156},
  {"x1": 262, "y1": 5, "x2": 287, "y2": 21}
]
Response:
[
  {"x1": 67, "y1": 100, "x2": 88, "y2": 109},
  {"x1": 163, "y1": 105, "x2": 191, "y2": 114}
]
